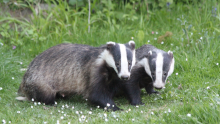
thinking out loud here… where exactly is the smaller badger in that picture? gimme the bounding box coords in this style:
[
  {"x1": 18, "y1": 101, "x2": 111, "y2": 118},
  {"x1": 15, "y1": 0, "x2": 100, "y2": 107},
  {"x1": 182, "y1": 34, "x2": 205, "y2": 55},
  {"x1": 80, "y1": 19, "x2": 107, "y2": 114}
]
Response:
[
  {"x1": 124, "y1": 44, "x2": 174, "y2": 105},
  {"x1": 16, "y1": 41, "x2": 136, "y2": 111}
]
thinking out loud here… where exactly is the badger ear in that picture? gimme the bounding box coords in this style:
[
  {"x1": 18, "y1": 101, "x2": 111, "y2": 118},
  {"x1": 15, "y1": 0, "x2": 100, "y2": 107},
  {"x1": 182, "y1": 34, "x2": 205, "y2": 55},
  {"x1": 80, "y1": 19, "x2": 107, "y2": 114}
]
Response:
[
  {"x1": 140, "y1": 50, "x2": 152, "y2": 59},
  {"x1": 168, "y1": 50, "x2": 173, "y2": 58},
  {"x1": 106, "y1": 41, "x2": 116, "y2": 50},
  {"x1": 148, "y1": 51, "x2": 152, "y2": 56},
  {"x1": 128, "y1": 40, "x2": 135, "y2": 50}
]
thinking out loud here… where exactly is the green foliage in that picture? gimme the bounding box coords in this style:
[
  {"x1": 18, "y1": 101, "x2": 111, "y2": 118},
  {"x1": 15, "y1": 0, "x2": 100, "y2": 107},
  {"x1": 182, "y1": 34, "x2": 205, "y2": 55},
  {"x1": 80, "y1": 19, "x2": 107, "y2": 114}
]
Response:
[{"x1": 0, "y1": 0, "x2": 220, "y2": 123}]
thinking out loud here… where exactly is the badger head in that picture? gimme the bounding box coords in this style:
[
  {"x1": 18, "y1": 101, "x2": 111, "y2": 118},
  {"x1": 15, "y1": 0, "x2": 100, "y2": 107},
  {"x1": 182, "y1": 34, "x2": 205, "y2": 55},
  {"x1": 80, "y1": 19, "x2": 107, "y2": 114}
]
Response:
[
  {"x1": 101, "y1": 41, "x2": 136, "y2": 80},
  {"x1": 141, "y1": 50, "x2": 174, "y2": 89}
]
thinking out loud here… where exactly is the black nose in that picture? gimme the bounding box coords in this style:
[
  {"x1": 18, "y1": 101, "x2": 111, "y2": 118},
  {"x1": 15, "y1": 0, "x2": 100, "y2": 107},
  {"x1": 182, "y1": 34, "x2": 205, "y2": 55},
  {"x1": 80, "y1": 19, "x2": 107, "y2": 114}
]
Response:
[
  {"x1": 155, "y1": 87, "x2": 163, "y2": 90},
  {"x1": 121, "y1": 75, "x2": 129, "y2": 80}
]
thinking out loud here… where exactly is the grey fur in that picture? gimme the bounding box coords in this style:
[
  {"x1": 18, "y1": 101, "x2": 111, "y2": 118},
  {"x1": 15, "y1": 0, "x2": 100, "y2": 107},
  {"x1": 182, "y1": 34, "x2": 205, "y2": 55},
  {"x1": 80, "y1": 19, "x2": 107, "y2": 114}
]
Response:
[{"x1": 17, "y1": 42, "x2": 135, "y2": 111}]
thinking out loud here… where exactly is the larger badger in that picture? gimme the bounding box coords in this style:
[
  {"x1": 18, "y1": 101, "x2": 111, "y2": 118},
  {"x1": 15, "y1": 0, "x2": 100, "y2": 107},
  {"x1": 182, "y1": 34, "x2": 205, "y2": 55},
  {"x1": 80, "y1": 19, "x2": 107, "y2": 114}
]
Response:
[
  {"x1": 16, "y1": 41, "x2": 136, "y2": 111},
  {"x1": 123, "y1": 44, "x2": 175, "y2": 105}
]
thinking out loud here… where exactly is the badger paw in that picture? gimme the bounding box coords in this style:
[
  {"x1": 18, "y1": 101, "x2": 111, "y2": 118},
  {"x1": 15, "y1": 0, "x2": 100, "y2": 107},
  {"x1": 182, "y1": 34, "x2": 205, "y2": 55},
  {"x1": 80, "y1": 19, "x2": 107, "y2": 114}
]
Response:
[{"x1": 147, "y1": 90, "x2": 160, "y2": 95}]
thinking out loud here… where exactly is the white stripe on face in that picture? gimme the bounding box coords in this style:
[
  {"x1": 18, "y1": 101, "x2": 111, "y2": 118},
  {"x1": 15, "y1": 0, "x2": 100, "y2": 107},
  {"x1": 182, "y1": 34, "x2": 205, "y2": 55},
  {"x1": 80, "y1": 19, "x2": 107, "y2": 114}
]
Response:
[
  {"x1": 168, "y1": 57, "x2": 175, "y2": 77},
  {"x1": 118, "y1": 44, "x2": 130, "y2": 78},
  {"x1": 96, "y1": 49, "x2": 118, "y2": 73},
  {"x1": 138, "y1": 58, "x2": 151, "y2": 77},
  {"x1": 153, "y1": 53, "x2": 165, "y2": 89}
]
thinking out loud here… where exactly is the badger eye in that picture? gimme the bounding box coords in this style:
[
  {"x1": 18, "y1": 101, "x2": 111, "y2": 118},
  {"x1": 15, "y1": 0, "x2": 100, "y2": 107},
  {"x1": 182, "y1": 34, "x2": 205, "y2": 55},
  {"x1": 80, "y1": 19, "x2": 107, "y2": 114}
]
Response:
[
  {"x1": 128, "y1": 61, "x2": 132, "y2": 66},
  {"x1": 151, "y1": 72, "x2": 155, "y2": 76},
  {"x1": 116, "y1": 62, "x2": 120, "y2": 67},
  {"x1": 163, "y1": 72, "x2": 167, "y2": 76}
]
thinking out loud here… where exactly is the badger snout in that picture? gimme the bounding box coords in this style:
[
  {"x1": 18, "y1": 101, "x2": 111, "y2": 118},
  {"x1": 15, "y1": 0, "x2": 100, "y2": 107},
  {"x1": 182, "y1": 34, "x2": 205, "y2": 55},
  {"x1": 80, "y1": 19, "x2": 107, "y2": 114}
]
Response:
[
  {"x1": 155, "y1": 87, "x2": 163, "y2": 90},
  {"x1": 121, "y1": 75, "x2": 130, "y2": 80},
  {"x1": 153, "y1": 81, "x2": 165, "y2": 90}
]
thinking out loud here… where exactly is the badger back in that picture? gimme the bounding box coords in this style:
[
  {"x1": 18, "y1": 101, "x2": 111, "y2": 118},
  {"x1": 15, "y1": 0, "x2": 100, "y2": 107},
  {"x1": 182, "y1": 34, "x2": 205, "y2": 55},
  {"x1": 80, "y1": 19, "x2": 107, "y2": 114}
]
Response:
[
  {"x1": 97, "y1": 41, "x2": 136, "y2": 81},
  {"x1": 21, "y1": 43, "x2": 98, "y2": 96},
  {"x1": 136, "y1": 45, "x2": 174, "y2": 89}
]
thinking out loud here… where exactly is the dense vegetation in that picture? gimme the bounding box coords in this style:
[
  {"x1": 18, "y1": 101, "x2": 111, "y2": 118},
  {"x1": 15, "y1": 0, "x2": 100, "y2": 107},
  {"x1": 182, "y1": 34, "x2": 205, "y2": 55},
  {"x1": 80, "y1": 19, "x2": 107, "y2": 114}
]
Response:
[{"x1": 0, "y1": 0, "x2": 220, "y2": 123}]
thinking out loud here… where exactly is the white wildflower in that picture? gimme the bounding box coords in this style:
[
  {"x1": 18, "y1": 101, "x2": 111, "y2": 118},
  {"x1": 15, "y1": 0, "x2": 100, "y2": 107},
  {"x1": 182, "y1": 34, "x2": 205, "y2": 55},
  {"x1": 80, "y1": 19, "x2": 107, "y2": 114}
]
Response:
[
  {"x1": 76, "y1": 111, "x2": 79, "y2": 114},
  {"x1": 176, "y1": 73, "x2": 178, "y2": 75},
  {"x1": 105, "y1": 118, "x2": 108, "y2": 122},
  {"x1": 97, "y1": 106, "x2": 100, "y2": 108},
  {"x1": 168, "y1": 109, "x2": 171, "y2": 113},
  {"x1": 38, "y1": 102, "x2": 41, "y2": 105},
  {"x1": 88, "y1": 111, "x2": 92, "y2": 114},
  {"x1": 107, "y1": 103, "x2": 110, "y2": 107},
  {"x1": 161, "y1": 42, "x2": 164, "y2": 44},
  {"x1": 156, "y1": 32, "x2": 158, "y2": 34},
  {"x1": 207, "y1": 86, "x2": 210, "y2": 89},
  {"x1": 17, "y1": 111, "x2": 20, "y2": 113},
  {"x1": 12, "y1": 77, "x2": 14, "y2": 80},
  {"x1": 31, "y1": 106, "x2": 33, "y2": 108},
  {"x1": 2, "y1": 119, "x2": 6, "y2": 124},
  {"x1": 148, "y1": 40, "x2": 150, "y2": 43},
  {"x1": 151, "y1": 112, "x2": 154, "y2": 115},
  {"x1": 217, "y1": 63, "x2": 219, "y2": 66},
  {"x1": 0, "y1": 87, "x2": 2, "y2": 90},
  {"x1": 55, "y1": 101, "x2": 57, "y2": 105},
  {"x1": 154, "y1": 38, "x2": 157, "y2": 40},
  {"x1": 132, "y1": 119, "x2": 135, "y2": 121},
  {"x1": 57, "y1": 120, "x2": 59, "y2": 124},
  {"x1": 31, "y1": 98, "x2": 34, "y2": 101},
  {"x1": 72, "y1": 106, "x2": 74, "y2": 109},
  {"x1": 186, "y1": 58, "x2": 188, "y2": 61},
  {"x1": 187, "y1": 113, "x2": 191, "y2": 117},
  {"x1": 104, "y1": 113, "x2": 107, "y2": 117},
  {"x1": 136, "y1": 105, "x2": 139, "y2": 108}
]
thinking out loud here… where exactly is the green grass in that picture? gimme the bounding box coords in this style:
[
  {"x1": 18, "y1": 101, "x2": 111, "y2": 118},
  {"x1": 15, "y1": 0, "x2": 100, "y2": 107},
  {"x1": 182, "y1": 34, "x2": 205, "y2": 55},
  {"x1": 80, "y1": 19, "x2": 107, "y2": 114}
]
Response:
[{"x1": 0, "y1": 1, "x2": 220, "y2": 123}]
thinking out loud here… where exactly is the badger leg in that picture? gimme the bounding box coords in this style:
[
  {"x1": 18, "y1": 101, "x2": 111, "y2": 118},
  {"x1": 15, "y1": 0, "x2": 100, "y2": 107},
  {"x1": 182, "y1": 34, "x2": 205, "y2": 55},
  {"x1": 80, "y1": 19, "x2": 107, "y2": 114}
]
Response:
[
  {"x1": 25, "y1": 84, "x2": 56, "y2": 105},
  {"x1": 145, "y1": 83, "x2": 160, "y2": 94},
  {"x1": 89, "y1": 88, "x2": 121, "y2": 111},
  {"x1": 124, "y1": 83, "x2": 143, "y2": 105},
  {"x1": 88, "y1": 77, "x2": 121, "y2": 111}
]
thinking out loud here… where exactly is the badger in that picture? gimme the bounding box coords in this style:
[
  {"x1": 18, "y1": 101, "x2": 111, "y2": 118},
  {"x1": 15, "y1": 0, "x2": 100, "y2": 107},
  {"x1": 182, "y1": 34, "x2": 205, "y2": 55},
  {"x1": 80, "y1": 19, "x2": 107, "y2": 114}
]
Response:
[
  {"x1": 16, "y1": 41, "x2": 136, "y2": 111},
  {"x1": 123, "y1": 44, "x2": 175, "y2": 105}
]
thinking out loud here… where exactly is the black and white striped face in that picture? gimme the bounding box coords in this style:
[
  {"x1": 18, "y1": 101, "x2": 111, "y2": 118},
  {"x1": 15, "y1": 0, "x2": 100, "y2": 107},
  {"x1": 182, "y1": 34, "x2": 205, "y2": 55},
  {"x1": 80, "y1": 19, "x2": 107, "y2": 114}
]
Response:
[
  {"x1": 141, "y1": 51, "x2": 174, "y2": 89},
  {"x1": 101, "y1": 41, "x2": 136, "y2": 80}
]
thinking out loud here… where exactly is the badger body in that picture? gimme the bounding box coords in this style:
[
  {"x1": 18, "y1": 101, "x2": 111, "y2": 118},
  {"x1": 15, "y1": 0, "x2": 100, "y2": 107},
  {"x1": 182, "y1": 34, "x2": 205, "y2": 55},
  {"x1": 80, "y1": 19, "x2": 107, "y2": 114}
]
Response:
[
  {"x1": 124, "y1": 44, "x2": 175, "y2": 105},
  {"x1": 17, "y1": 41, "x2": 136, "y2": 111}
]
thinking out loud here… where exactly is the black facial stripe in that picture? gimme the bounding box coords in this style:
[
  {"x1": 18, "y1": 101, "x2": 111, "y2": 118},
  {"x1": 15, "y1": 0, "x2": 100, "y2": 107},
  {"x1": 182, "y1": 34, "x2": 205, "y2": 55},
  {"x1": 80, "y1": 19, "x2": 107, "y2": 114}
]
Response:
[
  {"x1": 126, "y1": 48, "x2": 133, "y2": 72},
  {"x1": 162, "y1": 53, "x2": 172, "y2": 82},
  {"x1": 148, "y1": 52, "x2": 157, "y2": 81},
  {"x1": 108, "y1": 44, "x2": 121, "y2": 73}
]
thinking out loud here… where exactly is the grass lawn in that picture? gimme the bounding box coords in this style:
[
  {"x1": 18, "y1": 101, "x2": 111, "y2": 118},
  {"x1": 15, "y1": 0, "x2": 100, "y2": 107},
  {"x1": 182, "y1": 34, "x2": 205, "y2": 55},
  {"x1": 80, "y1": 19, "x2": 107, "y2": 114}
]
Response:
[{"x1": 0, "y1": 1, "x2": 220, "y2": 123}]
